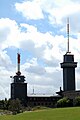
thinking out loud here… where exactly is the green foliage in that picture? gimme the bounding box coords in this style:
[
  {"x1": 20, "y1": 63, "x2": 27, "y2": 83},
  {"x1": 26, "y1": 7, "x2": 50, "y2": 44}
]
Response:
[
  {"x1": 57, "y1": 97, "x2": 72, "y2": 108},
  {"x1": 75, "y1": 96, "x2": 80, "y2": 106},
  {"x1": 0, "y1": 98, "x2": 8, "y2": 110},
  {"x1": 8, "y1": 98, "x2": 22, "y2": 114}
]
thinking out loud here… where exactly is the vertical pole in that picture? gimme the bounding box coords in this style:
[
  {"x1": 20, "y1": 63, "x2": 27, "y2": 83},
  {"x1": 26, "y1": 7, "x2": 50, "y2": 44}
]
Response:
[
  {"x1": 18, "y1": 53, "x2": 20, "y2": 72},
  {"x1": 67, "y1": 18, "x2": 69, "y2": 53}
]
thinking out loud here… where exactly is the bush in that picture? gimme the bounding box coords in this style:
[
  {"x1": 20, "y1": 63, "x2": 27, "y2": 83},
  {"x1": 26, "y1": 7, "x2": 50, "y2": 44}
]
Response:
[
  {"x1": 57, "y1": 97, "x2": 72, "y2": 108},
  {"x1": 8, "y1": 98, "x2": 22, "y2": 114},
  {"x1": 75, "y1": 96, "x2": 80, "y2": 106}
]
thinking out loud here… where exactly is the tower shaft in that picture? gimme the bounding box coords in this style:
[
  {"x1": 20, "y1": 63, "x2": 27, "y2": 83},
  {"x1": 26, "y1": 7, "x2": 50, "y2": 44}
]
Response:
[{"x1": 61, "y1": 54, "x2": 77, "y2": 91}]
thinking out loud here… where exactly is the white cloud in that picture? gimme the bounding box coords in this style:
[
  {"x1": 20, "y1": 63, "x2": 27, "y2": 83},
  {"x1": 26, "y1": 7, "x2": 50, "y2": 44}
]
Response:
[
  {"x1": 15, "y1": 0, "x2": 80, "y2": 36},
  {"x1": 15, "y1": 1, "x2": 44, "y2": 20},
  {"x1": 0, "y1": 50, "x2": 15, "y2": 99},
  {"x1": 0, "y1": 18, "x2": 21, "y2": 49},
  {"x1": 15, "y1": 0, "x2": 80, "y2": 24},
  {"x1": 27, "y1": 64, "x2": 46, "y2": 75}
]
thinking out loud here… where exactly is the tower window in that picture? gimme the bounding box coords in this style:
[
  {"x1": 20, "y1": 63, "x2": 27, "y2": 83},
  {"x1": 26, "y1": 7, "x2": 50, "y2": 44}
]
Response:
[{"x1": 19, "y1": 78, "x2": 21, "y2": 80}]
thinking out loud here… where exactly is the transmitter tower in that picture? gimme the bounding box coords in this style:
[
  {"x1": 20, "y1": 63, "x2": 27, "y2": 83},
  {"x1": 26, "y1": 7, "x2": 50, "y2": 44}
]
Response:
[
  {"x1": 11, "y1": 53, "x2": 27, "y2": 101},
  {"x1": 61, "y1": 18, "x2": 77, "y2": 91}
]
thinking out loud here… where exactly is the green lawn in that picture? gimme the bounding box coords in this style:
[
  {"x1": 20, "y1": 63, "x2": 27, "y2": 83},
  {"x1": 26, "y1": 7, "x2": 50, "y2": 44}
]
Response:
[{"x1": 0, "y1": 107, "x2": 80, "y2": 120}]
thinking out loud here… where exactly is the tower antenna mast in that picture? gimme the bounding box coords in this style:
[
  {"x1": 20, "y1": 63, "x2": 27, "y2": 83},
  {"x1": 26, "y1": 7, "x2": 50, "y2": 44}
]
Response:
[
  {"x1": 16, "y1": 52, "x2": 21, "y2": 76},
  {"x1": 67, "y1": 18, "x2": 70, "y2": 53}
]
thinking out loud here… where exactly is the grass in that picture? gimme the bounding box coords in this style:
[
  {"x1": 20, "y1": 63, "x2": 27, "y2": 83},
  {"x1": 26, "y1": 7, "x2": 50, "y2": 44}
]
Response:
[{"x1": 0, "y1": 107, "x2": 80, "y2": 120}]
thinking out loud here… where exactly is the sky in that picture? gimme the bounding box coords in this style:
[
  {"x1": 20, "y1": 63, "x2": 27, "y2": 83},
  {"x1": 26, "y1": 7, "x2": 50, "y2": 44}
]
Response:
[{"x1": 0, "y1": 0, "x2": 80, "y2": 99}]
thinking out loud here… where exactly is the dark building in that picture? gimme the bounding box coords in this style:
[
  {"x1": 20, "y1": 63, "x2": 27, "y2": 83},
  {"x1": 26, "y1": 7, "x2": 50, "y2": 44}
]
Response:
[
  {"x1": 11, "y1": 53, "x2": 27, "y2": 102},
  {"x1": 61, "y1": 53, "x2": 77, "y2": 91},
  {"x1": 27, "y1": 95, "x2": 61, "y2": 107},
  {"x1": 57, "y1": 19, "x2": 80, "y2": 103},
  {"x1": 11, "y1": 75, "x2": 27, "y2": 101}
]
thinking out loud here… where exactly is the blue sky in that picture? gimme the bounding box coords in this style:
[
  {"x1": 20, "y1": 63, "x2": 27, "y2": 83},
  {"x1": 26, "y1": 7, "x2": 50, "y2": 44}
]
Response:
[{"x1": 0, "y1": 0, "x2": 80, "y2": 99}]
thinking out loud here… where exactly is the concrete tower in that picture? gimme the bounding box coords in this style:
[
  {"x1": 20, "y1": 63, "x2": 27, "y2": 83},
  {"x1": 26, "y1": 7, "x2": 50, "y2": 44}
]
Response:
[
  {"x1": 11, "y1": 53, "x2": 27, "y2": 102},
  {"x1": 60, "y1": 18, "x2": 77, "y2": 91}
]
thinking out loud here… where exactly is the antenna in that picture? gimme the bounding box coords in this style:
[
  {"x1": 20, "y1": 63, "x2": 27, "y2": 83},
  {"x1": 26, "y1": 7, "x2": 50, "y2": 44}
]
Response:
[
  {"x1": 67, "y1": 18, "x2": 70, "y2": 53},
  {"x1": 18, "y1": 53, "x2": 20, "y2": 72},
  {"x1": 16, "y1": 52, "x2": 21, "y2": 76},
  {"x1": 33, "y1": 86, "x2": 34, "y2": 95}
]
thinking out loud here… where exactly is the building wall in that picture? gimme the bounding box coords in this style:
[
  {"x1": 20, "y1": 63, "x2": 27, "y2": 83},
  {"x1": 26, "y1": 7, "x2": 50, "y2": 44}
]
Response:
[
  {"x1": 27, "y1": 96, "x2": 61, "y2": 107},
  {"x1": 11, "y1": 83, "x2": 27, "y2": 101},
  {"x1": 63, "y1": 68, "x2": 75, "y2": 91},
  {"x1": 61, "y1": 54, "x2": 77, "y2": 91}
]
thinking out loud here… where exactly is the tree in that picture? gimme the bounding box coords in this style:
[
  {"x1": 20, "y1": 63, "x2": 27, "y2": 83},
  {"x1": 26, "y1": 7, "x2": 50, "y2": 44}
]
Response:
[
  {"x1": 8, "y1": 98, "x2": 22, "y2": 114},
  {"x1": 0, "y1": 98, "x2": 8, "y2": 110}
]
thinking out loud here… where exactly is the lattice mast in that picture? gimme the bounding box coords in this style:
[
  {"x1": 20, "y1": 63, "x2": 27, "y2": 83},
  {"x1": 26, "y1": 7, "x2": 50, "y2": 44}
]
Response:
[{"x1": 67, "y1": 18, "x2": 70, "y2": 53}]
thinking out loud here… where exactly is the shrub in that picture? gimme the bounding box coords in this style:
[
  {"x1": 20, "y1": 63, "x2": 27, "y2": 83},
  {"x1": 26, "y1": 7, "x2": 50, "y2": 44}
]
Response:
[
  {"x1": 75, "y1": 96, "x2": 80, "y2": 106},
  {"x1": 57, "y1": 97, "x2": 72, "y2": 108},
  {"x1": 8, "y1": 98, "x2": 22, "y2": 114}
]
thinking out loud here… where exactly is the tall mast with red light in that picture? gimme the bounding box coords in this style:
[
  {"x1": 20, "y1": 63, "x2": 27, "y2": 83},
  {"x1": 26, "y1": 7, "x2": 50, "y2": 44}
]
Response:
[
  {"x1": 16, "y1": 53, "x2": 21, "y2": 76},
  {"x1": 11, "y1": 52, "x2": 27, "y2": 101}
]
